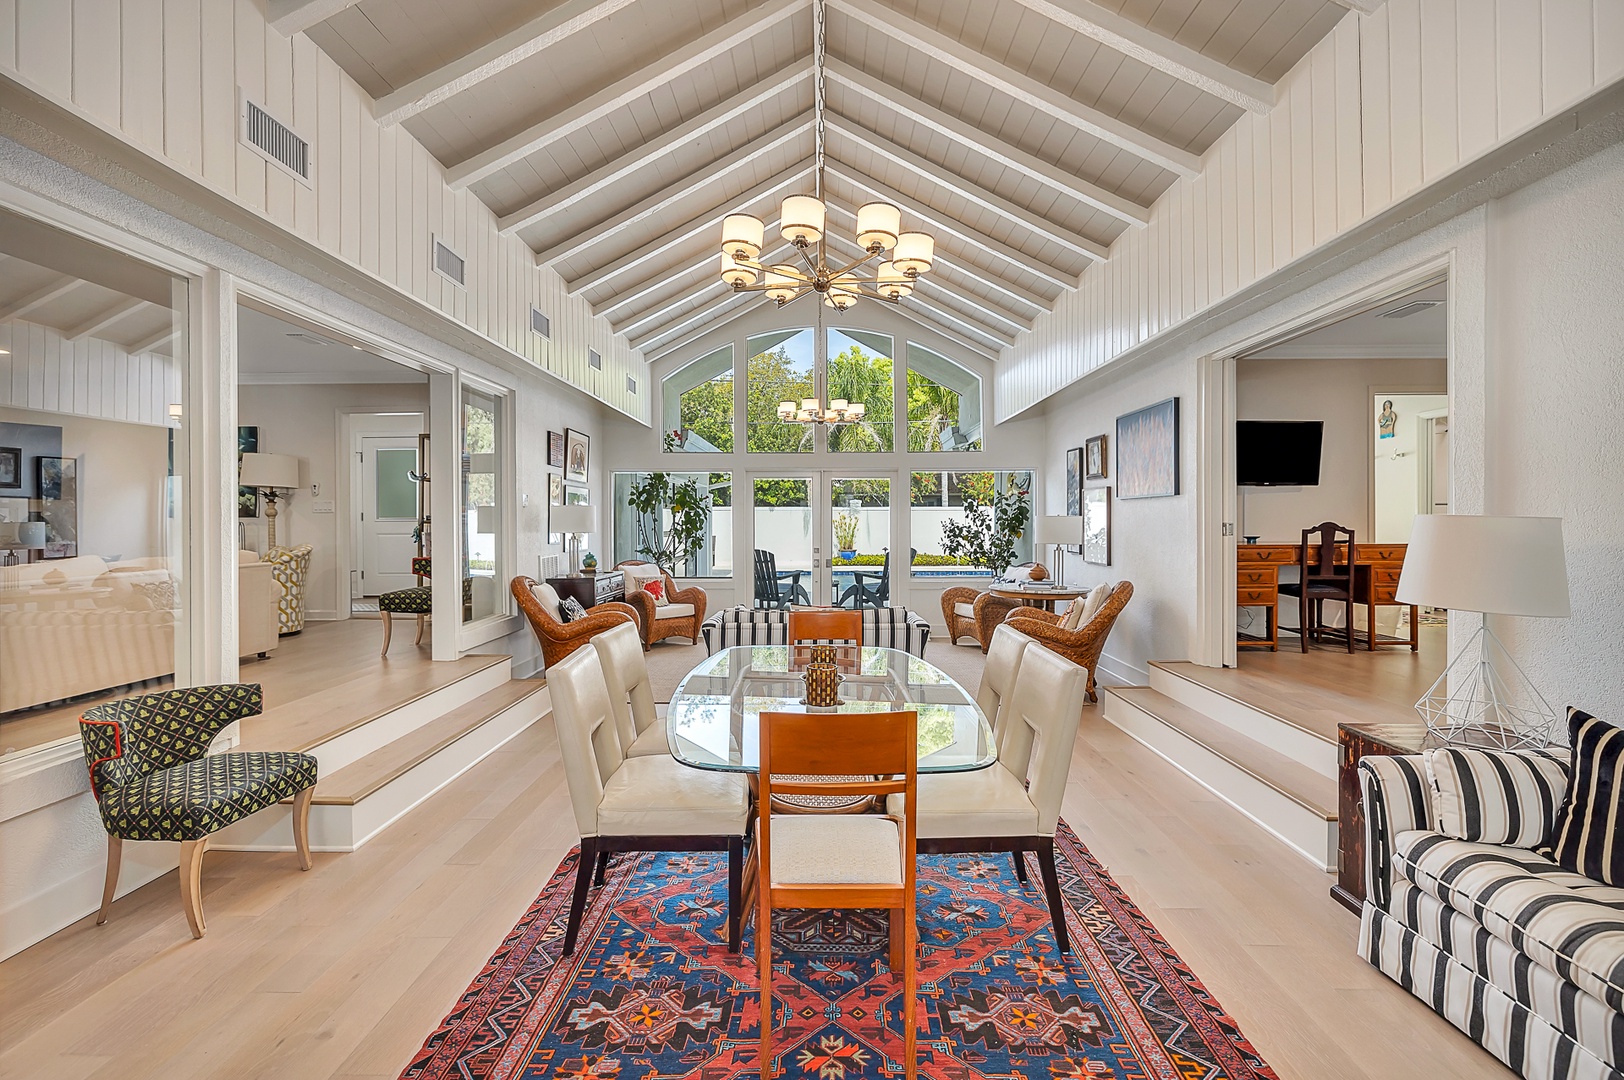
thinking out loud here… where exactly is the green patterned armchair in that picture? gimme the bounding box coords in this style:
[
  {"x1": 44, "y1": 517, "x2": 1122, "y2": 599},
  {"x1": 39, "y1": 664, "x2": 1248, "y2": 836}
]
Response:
[{"x1": 80, "y1": 684, "x2": 319, "y2": 939}]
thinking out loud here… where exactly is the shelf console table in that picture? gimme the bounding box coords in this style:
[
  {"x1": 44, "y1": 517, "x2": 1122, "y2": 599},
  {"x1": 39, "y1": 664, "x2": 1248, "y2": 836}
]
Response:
[{"x1": 1236, "y1": 541, "x2": 1414, "y2": 652}]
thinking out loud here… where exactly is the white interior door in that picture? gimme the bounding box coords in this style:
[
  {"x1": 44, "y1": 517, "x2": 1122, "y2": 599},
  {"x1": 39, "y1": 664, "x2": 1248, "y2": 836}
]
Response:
[{"x1": 359, "y1": 436, "x2": 420, "y2": 596}]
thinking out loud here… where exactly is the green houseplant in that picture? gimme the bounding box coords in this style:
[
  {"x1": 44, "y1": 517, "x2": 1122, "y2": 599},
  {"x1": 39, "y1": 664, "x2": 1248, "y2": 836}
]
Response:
[
  {"x1": 833, "y1": 511, "x2": 860, "y2": 559},
  {"x1": 938, "y1": 484, "x2": 1032, "y2": 578},
  {"x1": 625, "y1": 472, "x2": 712, "y2": 576}
]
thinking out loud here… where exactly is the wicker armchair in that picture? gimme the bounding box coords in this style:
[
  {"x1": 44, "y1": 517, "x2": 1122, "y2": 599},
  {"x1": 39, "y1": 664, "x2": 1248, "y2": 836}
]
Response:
[
  {"x1": 1004, "y1": 581, "x2": 1134, "y2": 702},
  {"x1": 612, "y1": 560, "x2": 708, "y2": 646},
  {"x1": 940, "y1": 587, "x2": 1028, "y2": 653},
  {"x1": 512, "y1": 576, "x2": 640, "y2": 668}
]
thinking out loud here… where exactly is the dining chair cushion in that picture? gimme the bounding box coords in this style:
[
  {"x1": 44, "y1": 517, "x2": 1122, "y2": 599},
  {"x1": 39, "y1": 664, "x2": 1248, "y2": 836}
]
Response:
[
  {"x1": 530, "y1": 580, "x2": 564, "y2": 623},
  {"x1": 885, "y1": 764, "x2": 1038, "y2": 838},
  {"x1": 759, "y1": 815, "x2": 903, "y2": 885},
  {"x1": 953, "y1": 601, "x2": 976, "y2": 619},
  {"x1": 653, "y1": 602, "x2": 696, "y2": 621},
  {"x1": 625, "y1": 719, "x2": 669, "y2": 758},
  {"x1": 595, "y1": 755, "x2": 748, "y2": 836},
  {"x1": 97, "y1": 751, "x2": 319, "y2": 842}
]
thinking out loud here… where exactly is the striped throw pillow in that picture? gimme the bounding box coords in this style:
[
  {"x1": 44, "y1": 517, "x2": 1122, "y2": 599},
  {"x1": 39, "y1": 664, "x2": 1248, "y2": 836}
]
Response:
[
  {"x1": 1539, "y1": 708, "x2": 1624, "y2": 886},
  {"x1": 1424, "y1": 746, "x2": 1570, "y2": 847}
]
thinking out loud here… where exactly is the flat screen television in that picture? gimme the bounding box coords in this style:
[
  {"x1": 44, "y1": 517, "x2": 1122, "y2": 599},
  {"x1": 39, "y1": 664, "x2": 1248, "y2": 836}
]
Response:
[{"x1": 1236, "y1": 420, "x2": 1324, "y2": 486}]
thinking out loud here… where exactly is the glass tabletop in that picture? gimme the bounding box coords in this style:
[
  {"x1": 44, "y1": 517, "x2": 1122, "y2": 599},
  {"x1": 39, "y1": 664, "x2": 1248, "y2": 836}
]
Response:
[{"x1": 666, "y1": 645, "x2": 996, "y2": 773}]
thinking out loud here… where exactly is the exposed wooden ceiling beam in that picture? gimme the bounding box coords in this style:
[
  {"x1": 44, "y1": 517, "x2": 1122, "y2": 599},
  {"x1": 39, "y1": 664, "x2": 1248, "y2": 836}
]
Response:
[
  {"x1": 1327, "y1": 0, "x2": 1384, "y2": 14},
  {"x1": 599, "y1": 249, "x2": 730, "y2": 325},
  {"x1": 827, "y1": 165, "x2": 1075, "y2": 292},
  {"x1": 128, "y1": 326, "x2": 178, "y2": 355},
  {"x1": 66, "y1": 298, "x2": 149, "y2": 341},
  {"x1": 502, "y1": 68, "x2": 811, "y2": 236},
  {"x1": 266, "y1": 0, "x2": 363, "y2": 37},
  {"x1": 375, "y1": 0, "x2": 642, "y2": 126},
  {"x1": 1008, "y1": 0, "x2": 1274, "y2": 113},
  {"x1": 634, "y1": 291, "x2": 745, "y2": 354},
  {"x1": 447, "y1": 0, "x2": 803, "y2": 190},
  {"x1": 909, "y1": 274, "x2": 1030, "y2": 335},
  {"x1": 826, "y1": 119, "x2": 1109, "y2": 263},
  {"x1": 540, "y1": 117, "x2": 810, "y2": 271},
  {"x1": 0, "y1": 277, "x2": 83, "y2": 321},
  {"x1": 643, "y1": 293, "x2": 762, "y2": 363},
  {"x1": 619, "y1": 238, "x2": 804, "y2": 340},
  {"x1": 876, "y1": 298, "x2": 1001, "y2": 363},
  {"x1": 825, "y1": 60, "x2": 1148, "y2": 228},
  {"x1": 829, "y1": 0, "x2": 1199, "y2": 178}
]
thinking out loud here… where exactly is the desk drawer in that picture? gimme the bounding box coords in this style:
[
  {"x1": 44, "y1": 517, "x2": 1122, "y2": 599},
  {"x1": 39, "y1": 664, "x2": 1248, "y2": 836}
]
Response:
[
  {"x1": 1360, "y1": 545, "x2": 1407, "y2": 563},
  {"x1": 1238, "y1": 568, "x2": 1276, "y2": 587},
  {"x1": 1237, "y1": 587, "x2": 1277, "y2": 606}
]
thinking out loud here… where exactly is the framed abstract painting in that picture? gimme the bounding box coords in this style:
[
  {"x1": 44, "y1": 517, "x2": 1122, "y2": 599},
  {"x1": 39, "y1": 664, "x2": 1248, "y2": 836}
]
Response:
[
  {"x1": 1116, "y1": 398, "x2": 1179, "y2": 499},
  {"x1": 1083, "y1": 487, "x2": 1111, "y2": 565}
]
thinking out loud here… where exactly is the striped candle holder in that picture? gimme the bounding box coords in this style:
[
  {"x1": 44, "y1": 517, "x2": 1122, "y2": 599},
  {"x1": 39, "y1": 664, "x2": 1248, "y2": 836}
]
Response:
[{"x1": 802, "y1": 662, "x2": 842, "y2": 707}]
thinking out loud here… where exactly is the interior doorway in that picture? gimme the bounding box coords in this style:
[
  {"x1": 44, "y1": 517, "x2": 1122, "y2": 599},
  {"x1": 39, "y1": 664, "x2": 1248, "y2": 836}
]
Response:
[{"x1": 353, "y1": 424, "x2": 426, "y2": 605}]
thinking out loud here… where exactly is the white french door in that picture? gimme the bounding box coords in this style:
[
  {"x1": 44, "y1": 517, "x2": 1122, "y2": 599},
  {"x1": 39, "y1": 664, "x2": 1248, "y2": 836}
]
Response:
[{"x1": 747, "y1": 471, "x2": 896, "y2": 607}]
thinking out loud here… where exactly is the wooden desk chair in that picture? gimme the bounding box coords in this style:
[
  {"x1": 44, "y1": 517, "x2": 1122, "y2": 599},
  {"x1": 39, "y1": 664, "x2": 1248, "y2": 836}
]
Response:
[
  {"x1": 755, "y1": 709, "x2": 919, "y2": 1078},
  {"x1": 1278, "y1": 522, "x2": 1356, "y2": 653},
  {"x1": 787, "y1": 606, "x2": 861, "y2": 644}
]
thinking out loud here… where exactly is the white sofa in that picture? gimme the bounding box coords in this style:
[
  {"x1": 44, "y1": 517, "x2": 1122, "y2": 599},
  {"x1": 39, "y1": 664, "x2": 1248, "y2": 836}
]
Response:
[{"x1": 1358, "y1": 748, "x2": 1622, "y2": 1080}]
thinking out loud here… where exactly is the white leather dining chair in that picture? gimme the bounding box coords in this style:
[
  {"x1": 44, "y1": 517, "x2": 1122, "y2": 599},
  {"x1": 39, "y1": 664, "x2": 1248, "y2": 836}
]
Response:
[
  {"x1": 549, "y1": 643, "x2": 750, "y2": 954},
  {"x1": 888, "y1": 644, "x2": 1087, "y2": 953},
  {"x1": 978, "y1": 624, "x2": 1033, "y2": 738},
  {"x1": 593, "y1": 621, "x2": 669, "y2": 758}
]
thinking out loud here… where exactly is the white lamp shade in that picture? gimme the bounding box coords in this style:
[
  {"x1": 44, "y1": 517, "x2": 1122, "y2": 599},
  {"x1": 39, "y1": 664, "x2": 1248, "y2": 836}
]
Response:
[
  {"x1": 550, "y1": 502, "x2": 595, "y2": 536},
  {"x1": 824, "y1": 273, "x2": 859, "y2": 310},
  {"x1": 239, "y1": 453, "x2": 300, "y2": 490},
  {"x1": 1035, "y1": 515, "x2": 1082, "y2": 546},
  {"x1": 720, "y1": 213, "x2": 763, "y2": 259},
  {"x1": 719, "y1": 253, "x2": 758, "y2": 287},
  {"x1": 876, "y1": 260, "x2": 913, "y2": 299},
  {"x1": 780, "y1": 195, "x2": 826, "y2": 245},
  {"x1": 764, "y1": 264, "x2": 800, "y2": 302},
  {"x1": 892, "y1": 231, "x2": 935, "y2": 275},
  {"x1": 855, "y1": 201, "x2": 900, "y2": 250},
  {"x1": 1396, "y1": 515, "x2": 1570, "y2": 617}
]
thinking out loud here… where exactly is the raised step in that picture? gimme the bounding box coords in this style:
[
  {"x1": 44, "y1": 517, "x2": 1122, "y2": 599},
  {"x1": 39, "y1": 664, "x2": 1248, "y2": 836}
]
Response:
[
  {"x1": 1148, "y1": 660, "x2": 1338, "y2": 778},
  {"x1": 1103, "y1": 686, "x2": 1338, "y2": 871}
]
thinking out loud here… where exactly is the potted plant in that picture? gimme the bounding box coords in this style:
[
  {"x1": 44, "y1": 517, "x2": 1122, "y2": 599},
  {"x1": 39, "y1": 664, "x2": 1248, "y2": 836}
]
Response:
[
  {"x1": 939, "y1": 484, "x2": 1032, "y2": 578},
  {"x1": 626, "y1": 471, "x2": 712, "y2": 576},
  {"x1": 833, "y1": 510, "x2": 860, "y2": 560}
]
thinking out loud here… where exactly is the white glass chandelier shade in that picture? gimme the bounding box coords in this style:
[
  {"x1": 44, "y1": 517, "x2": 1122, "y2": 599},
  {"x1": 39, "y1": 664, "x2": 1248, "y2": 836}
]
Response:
[
  {"x1": 876, "y1": 261, "x2": 913, "y2": 300},
  {"x1": 892, "y1": 232, "x2": 935, "y2": 276},
  {"x1": 764, "y1": 264, "x2": 801, "y2": 303},
  {"x1": 824, "y1": 273, "x2": 859, "y2": 310},
  {"x1": 855, "y1": 201, "x2": 901, "y2": 251},
  {"x1": 780, "y1": 195, "x2": 827, "y2": 245},
  {"x1": 719, "y1": 253, "x2": 758, "y2": 287},
  {"x1": 720, "y1": 213, "x2": 764, "y2": 259}
]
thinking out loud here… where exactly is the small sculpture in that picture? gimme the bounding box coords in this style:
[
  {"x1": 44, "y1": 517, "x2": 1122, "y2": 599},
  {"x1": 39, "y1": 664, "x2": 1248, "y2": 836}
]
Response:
[{"x1": 1029, "y1": 563, "x2": 1049, "y2": 582}]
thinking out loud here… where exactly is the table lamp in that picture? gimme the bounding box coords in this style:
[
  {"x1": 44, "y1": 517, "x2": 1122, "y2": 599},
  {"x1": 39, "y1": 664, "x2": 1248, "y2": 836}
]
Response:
[
  {"x1": 1396, "y1": 514, "x2": 1570, "y2": 749},
  {"x1": 238, "y1": 453, "x2": 301, "y2": 550},
  {"x1": 1035, "y1": 515, "x2": 1082, "y2": 582},
  {"x1": 551, "y1": 502, "x2": 595, "y2": 575}
]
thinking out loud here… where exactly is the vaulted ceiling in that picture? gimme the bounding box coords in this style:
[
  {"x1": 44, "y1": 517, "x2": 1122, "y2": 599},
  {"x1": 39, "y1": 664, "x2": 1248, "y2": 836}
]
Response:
[{"x1": 282, "y1": 0, "x2": 1363, "y2": 362}]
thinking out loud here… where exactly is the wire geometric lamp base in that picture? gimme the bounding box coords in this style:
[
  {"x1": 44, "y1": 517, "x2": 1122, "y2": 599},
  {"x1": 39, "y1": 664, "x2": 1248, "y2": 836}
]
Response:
[{"x1": 1415, "y1": 625, "x2": 1561, "y2": 750}]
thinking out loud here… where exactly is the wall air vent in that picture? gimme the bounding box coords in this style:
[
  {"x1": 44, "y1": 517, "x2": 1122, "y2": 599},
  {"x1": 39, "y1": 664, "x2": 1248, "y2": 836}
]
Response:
[
  {"x1": 530, "y1": 307, "x2": 551, "y2": 338},
  {"x1": 1379, "y1": 299, "x2": 1443, "y2": 319},
  {"x1": 627, "y1": 375, "x2": 638, "y2": 394},
  {"x1": 433, "y1": 237, "x2": 465, "y2": 287},
  {"x1": 240, "y1": 96, "x2": 311, "y2": 184},
  {"x1": 588, "y1": 349, "x2": 602, "y2": 370}
]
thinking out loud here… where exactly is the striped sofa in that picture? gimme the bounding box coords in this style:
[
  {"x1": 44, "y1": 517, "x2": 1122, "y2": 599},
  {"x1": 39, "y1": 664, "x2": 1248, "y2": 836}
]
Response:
[
  {"x1": 1358, "y1": 747, "x2": 1624, "y2": 1080},
  {"x1": 701, "y1": 606, "x2": 931, "y2": 658}
]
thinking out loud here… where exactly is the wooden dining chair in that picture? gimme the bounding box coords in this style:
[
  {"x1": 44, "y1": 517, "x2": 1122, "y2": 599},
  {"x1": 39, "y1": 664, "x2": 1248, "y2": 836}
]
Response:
[
  {"x1": 1278, "y1": 522, "x2": 1356, "y2": 653},
  {"x1": 755, "y1": 709, "x2": 919, "y2": 1079},
  {"x1": 787, "y1": 606, "x2": 862, "y2": 644}
]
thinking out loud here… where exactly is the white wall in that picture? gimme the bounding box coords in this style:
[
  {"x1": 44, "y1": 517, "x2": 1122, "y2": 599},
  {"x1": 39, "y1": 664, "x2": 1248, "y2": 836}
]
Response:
[
  {"x1": 1372, "y1": 393, "x2": 1448, "y2": 543},
  {"x1": 1235, "y1": 358, "x2": 1446, "y2": 542}
]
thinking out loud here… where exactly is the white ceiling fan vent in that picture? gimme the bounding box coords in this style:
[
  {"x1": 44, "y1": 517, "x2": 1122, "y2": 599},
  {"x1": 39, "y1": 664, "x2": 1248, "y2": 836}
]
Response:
[
  {"x1": 240, "y1": 95, "x2": 312, "y2": 184},
  {"x1": 1379, "y1": 299, "x2": 1443, "y2": 320},
  {"x1": 530, "y1": 307, "x2": 551, "y2": 338},
  {"x1": 432, "y1": 237, "x2": 466, "y2": 287},
  {"x1": 588, "y1": 348, "x2": 602, "y2": 371}
]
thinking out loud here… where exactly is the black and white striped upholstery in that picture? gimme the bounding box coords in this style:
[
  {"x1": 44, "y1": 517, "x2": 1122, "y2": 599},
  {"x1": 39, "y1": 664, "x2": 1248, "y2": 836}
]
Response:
[
  {"x1": 1542, "y1": 710, "x2": 1624, "y2": 887},
  {"x1": 700, "y1": 606, "x2": 931, "y2": 658},
  {"x1": 857, "y1": 606, "x2": 931, "y2": 656},
  {"x1": 1426, "y1": 745, "x2": 1571, "y2": 847}
]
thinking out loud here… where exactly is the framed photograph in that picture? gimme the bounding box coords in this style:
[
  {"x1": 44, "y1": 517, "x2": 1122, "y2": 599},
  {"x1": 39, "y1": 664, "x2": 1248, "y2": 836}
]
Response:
[
  {"x1": 1084, "y1": 434, "x2": 1108, "y2": 480},
  {"x1": 1116, "y1": 397, "x2": 1179, "y2": 499},
  {"x1": 547, "y1": 473, "x2": 565, "y2": 544},
  {"x1": 1065, "y1": 448, "x2": 1082, "y2": 552},
  {"x1": 564, "y1": 428, "x2": 590, "y2": 483},
  {"x1": 1083, "y1": 487, "x2": 1112, "y2": 566},
  {"x1": 565, "y1": 485, "x2": 588, "y2": 506},
  {"x1": 37, "y1": 456, "x2": 68, "y2": 501},
  {"x1": 238, "y1": 426, "x2": 260, "y2": 518},
  {"x1": 548, "y1": 430, "x2": 565, "y2": 469},
  {"x1": 0, "y1": 447, "x2": 20, "y2": 489}
]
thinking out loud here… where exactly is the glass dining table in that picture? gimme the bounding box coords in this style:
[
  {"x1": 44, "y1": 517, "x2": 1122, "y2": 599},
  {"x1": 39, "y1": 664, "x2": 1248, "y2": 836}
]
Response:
[{"x1": 665, "y1": 645, "x2": 996, "y2": 773}]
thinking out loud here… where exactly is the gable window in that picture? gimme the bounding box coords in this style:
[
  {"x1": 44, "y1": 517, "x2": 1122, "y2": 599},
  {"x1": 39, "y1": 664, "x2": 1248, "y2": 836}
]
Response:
[
  {"x1": 907, "y1": 343, "x2": 982, "y2": 451},
  {"x1": 745, "y1": 328, "x2": 813, "y2": 452},
  {"x1": 662, "y1": 343, "x2": 733, "y2": 453},
  {"x1": 827, "y1": 329, "x2": 894, "y2": 452}
]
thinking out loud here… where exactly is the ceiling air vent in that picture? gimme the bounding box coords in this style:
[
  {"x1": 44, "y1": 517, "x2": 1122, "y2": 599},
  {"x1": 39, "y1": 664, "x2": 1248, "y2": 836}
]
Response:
[
  {"x1": 1379, "y1": 299, "x2": 1443, "y2": 319},
  {"x1": 626, "y1": 375, "x2": 638, "y2": 394},
  {"x1": 239, "y1": 96, "x2": 311, "y2": 184},
  {"x1": 588, "y1": 349, "x2": 602, "y2": 371},
  {"x1": 531, "y1": 307, "x2": 551, "y2": 338},
  {"x1": 432, "y1": 237, "x2": 465, "y2": 287}
]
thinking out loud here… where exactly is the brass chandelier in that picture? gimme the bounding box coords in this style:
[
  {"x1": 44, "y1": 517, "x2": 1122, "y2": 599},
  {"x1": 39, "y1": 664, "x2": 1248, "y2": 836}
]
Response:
[{"x1": 717, "y1": 0, "x2": 935, "y2": 312}]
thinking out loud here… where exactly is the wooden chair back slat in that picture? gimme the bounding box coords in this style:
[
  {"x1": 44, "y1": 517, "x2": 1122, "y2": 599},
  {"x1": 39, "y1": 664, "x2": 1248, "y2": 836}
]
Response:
[
  {"x1": 788, "y1": 607, "x2": 862, "y2": 644},
  {"x1": 1301, "y1": 521, "x2": 1355, "y2": 582}
]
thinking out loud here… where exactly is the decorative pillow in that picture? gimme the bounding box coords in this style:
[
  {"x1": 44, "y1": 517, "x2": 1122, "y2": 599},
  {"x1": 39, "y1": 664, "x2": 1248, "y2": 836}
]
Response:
[
  {"x1": 559, "y1": 596, "x2": 589, "y2": 623},
  {"x1": 1539, "y1": 709, "x2": 1624, "y2": 885},
  {"x1": 1424, "y1": 745, "x2": 1571, "y2": 847},
  {"x1": 531, "y1": 581, "x2": 564, "y2": 623},
  {"x1": 1061, "y1": 597, "x2": 1087, "y2": 631},
  {"x1": 645, "y1": 577, "x2": 670, "y2": 607},
  {"x1": 1078, "y1": 582, "x2": 1112, "y2": 625}
]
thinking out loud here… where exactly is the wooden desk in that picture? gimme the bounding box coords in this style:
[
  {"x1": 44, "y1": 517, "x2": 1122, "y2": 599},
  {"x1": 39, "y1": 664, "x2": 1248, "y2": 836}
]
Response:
[{"x1": 1237, "y1": 543, "x2": 1412, "y2": 651}]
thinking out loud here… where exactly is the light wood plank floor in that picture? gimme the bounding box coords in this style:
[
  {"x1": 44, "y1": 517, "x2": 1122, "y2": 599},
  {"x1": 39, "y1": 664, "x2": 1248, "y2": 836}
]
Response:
[{"x1": 0, "y1": 702, "x2": 1509, "y2": 1079}]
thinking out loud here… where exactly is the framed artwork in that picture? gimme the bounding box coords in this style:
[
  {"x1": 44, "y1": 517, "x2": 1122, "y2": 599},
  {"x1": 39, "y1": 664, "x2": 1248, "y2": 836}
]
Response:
[
  {"x1": 37, "y1": 456, "x2": 69, "y2": 501},
  {"x1": 238, "y1": 426, "x2": 260, "y2": 518},
  {"x1": 0, "y1": 447, "x2": 20, "y2": 489},
  {"x1": 565, "y1": 485, "x2": 588, "y2": 506},
  {"x1": 1084, "y1": 434, "x2": 1108, "y2": 480},
  {"x1": 1083, "y1": 487, "x2": 1112, "y2": 565},
  {"x1": 548, "y1": 430, "x2": 565, "y2": 468},
  {"x1": 564, "y1": 429, "x2": 589, "y2": 483},
  {"x1": 1065, "y1": 448, "x2": 1082, "y2": 553},
  {"x1": 1116, "y1": 397, "x2": 1179, "y2": 499},
  {"x1": 547, "y1": 473, "x2": 565, "y2": 544}
]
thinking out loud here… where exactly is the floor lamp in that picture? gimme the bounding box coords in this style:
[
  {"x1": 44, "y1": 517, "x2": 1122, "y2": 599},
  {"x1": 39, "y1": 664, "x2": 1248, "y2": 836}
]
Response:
[
  {"x1": 239, "y1": 453, "x2": 301, "y2": 551},
  {"x1": 1036, "y1": 516, "x2": 1082, "y2": 583},
  {"x1": 1396, "y1": 515, "x2": 1570, "y2": 750},
  {"x1": 551, "y1": 502, "x2": 595, "y2": 576}
]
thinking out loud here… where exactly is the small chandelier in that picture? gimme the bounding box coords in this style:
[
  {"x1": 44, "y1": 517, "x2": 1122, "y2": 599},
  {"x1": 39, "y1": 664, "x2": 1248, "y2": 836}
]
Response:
[
  {"x1": 717, "y1": 0, "x2": 934, "y2": 311},
  {"x1": 777, "y1": 397, "x2": 867, "y2": 426}
]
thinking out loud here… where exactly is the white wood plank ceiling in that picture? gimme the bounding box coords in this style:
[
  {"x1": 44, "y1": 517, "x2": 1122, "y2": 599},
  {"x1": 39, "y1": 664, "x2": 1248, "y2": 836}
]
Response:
[{"x1": 297, "y1": 0, "x2": 1353, "y2": 357}]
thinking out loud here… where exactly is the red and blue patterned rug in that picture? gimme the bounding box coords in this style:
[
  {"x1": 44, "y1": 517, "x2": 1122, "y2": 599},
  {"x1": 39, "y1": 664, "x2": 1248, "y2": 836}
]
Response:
[{"x1": 399, "y1": 821, "x2": 1277, "y2": 1079}]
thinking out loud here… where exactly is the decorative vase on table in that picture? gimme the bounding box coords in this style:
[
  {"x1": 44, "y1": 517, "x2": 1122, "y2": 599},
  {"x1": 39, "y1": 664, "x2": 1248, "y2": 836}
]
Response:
[
  {"x1": 580, "y1": 551, "x2": 598, "y2": 574},
  {"x1": 802, "y1": 662, "x2": 842, "y2": 707}
]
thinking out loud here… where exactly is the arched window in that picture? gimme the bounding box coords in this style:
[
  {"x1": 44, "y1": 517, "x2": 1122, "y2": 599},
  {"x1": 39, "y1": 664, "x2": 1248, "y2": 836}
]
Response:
[
  {"x1": 661, "y1": 343, "x2": 733, "y2": 453},
  {"x1": 906, "y1": 343, "x2": 982, "y2": 451}
]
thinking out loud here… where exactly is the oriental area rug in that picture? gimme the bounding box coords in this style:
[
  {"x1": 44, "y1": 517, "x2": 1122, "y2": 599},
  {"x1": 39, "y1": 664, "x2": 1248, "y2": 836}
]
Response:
[{"x1": 399, "y1": 822, "x2": 1277, "y2": 1080}]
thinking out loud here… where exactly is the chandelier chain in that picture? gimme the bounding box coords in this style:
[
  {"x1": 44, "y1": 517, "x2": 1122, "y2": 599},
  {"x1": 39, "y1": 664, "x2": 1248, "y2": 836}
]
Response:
[{"x1": 813, "y1": 0, "x2": 826, "y2": 200}]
